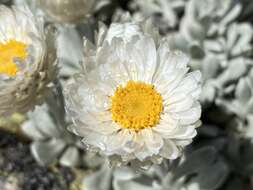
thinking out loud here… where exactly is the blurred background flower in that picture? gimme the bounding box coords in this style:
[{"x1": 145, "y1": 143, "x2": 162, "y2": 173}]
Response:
[
  {"x1": 0, "y1": 5, "x2": 57, "y2": 116},
  {"x1": 21, "y1": 83, "x2": 105, "y2": 168},
  {"x1": 37, "y1": 0, "x2": 110, "y2": 24}
]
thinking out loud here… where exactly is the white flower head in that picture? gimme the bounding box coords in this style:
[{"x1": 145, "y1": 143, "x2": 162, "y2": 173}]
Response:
[
  {"x1": 64, "y1": 20, "x2": 202, "y2": 167},
  {"x1": 37, "y1": 0, "x2": 109, "y2": 24},
  {"x1": 0, "y1": 5, "x2": 57, "y2": 116}
]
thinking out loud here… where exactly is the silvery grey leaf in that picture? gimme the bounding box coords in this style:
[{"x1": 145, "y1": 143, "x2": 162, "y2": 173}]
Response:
[
  {"x1": 22, "y1": 105, "x2": 61, "y2": 139},
  {"x1": 31, "y1": 139, "x2": 66, "y2": 165},
  {"x1": 114, "y1": 180, "x2": 156, "y2": 190},
  {"x1": 180, "y1": 15, "x2": 207, "y2": 43},
  {"x1": 215, "y1": 99, "x2": 243, "y2": 118},
  {"x1": 235, "y1": 77, "x2": 252, "y2": 105},
  {"x1": 248, "y1": 68, "x2": 253, "y2": 83},
  {"x1": 59, "y1": 146, "x2": 80, "y2": 167},
  {"x1": 131, "y1": 0, "x2": 186, "y2": 30},
  {"x1": 172, "y1": 147, "x2": 217, "y2": 179},
  {"x1": 226, "y1": 23, "x2": 253, "y2": 56},
  {"x1": 113, "y1": 167, "x2": 138, "y2": 181},
  {"x1": 113, "y1": 167, "x2": 156, "y2": 190},
  {"x1": 202, "y1": 56, "x2": 221, "y2": 80},
  {"x1": 246, "y1": 99, "x2": 253, "y2": 115},
  {"x1": 200, "y1": 81, "x2": 217, "y2": 104},
  {"x1": 161, "y1": 173, "x2": 184, "y2": 190},
  {"x1": 208, "y1": 0, "x2": 241, "y2": 36},
  {"x1": 222, "y1": 84, "x2": 236, "y2": 95},
  {"x1": 93, "y1": 0, "x2": 110, "y2": 12},
  {"x1": 185, "y1": 183, "x2": 202, "y2": 190},
  {"x1": 57, "y1": 26, "x2": 83, "y2": 77},
  {"x1": 220, "y1": 3, "x2": 242, "y2": 26},
  {"x1": 21, "y1": 120, "x2": 46, "y2": 140},
  {"x1": 167, "y1": 33, "x2": 189, "y2": 53},
  {"x1": 192, "y1": 157, "x2": 229, "y2": 190},
  {"x1": 21, "y1": 86, "x2": 93, "y2": 167},
  {"x1": 216, "y1": 58, "x2": 247, "y2": 86},
  {"x1": 180, "y1": 0, "x2": 240, "y2": 43},
  {"x1": 173, "y1": 147, "x2": 229, "y2": 190},
  {"x1": 204, "y1": 39, "x2": 224, "y2": 53},
  {"x1": 215, "y1": 75, "x2": 253, "y2": 119},
  {"x1": 83, "y1": 164, "x2": 113, "y2": 190},
  {"x1": 167, "y1": 33, "x2": 204, "y2": 65},
  {"x1": 83, "y1": 152, "x2": 105, "y2": 168}
]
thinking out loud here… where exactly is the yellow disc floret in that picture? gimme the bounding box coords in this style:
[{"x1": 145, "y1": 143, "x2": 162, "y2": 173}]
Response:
[
  {"x1": 0, "y1": 39, "x2": 28, "y2": 76},
  {"x1": 111, "y1": 80, "x2": 163, "y2": 131}
]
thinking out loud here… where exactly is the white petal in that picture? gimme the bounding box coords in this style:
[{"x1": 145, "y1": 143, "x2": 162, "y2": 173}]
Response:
[
  {"x1": 134, "y1": 145, "x2": 151, "y2": 161},
  {"x1": 141, "y1": 128, "x2": 164, "y2": 155},
  {"x1": 81, "y1": 129, "x2": 107, "y2": 151},
  {"x1": 153, "y1": 51, "x2": 189, "y2": 83},
  {"x1": 105, "y1": 22, "x2": 142, "y2": 43},
  {"x1": 164, "y1": 96, "x2": 194, "y2": 113},
  {"x1": 105, "y1": 129, "x2": 134, "y2": 155},
  {"x1": 164, "y1": 125, "x2": 197, "y2": 139},
  {"x1": 127, "y1": 36, "x2": 157, "y2": 82},
  {"x1": 154, "y1": 116, "x2": 197, "y2": 139},
  {"x1": 171, "y1": 102, "x2": 201, "y2": 125},
  {"x1": 72, "y1": 119, "x2": 119, "y2": 136},
  {"x1": 159, "y1": 140, "x2": 180, "y2": 159},
  {"x1": 155, "y1": 68, "x2": 189, "y2": 99},
  {"x1": 96, "y1": 38, "x2": 130, "y2": 85},
  {"x1": 174, "y1": 139, "x2": 193, "y2": 146},
  {"x1": 153, "y1": 116, "x2": 179, "y2": 134},
  {"x1": 171, "y1": 71, "x2": 202, "y2": 99}
]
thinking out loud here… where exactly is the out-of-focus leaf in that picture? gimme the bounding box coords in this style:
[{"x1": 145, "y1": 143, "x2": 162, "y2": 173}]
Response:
[
  {"x1": 60, "y1": 146, "x2": 80, "y2": 167},
  {"x1": 31, "y1": 139, "x2": 66, "y2": 165},
  {"x1": 83, "y1": 165, "x2": 113, "y2": 190}
]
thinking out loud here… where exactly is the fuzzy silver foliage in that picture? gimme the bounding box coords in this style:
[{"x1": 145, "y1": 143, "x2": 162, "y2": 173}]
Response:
[
  {"x1": 84, "y1": 147, "x2": 229, "y2": 190},
  {"x1": 21, "y1": 84, "x2": 104, "y2": 168},
  {"x1": 131, "y1": 0, "x2": 187, "y2": 31},
  {"x1": 163, "y1": 0, "x2": 253, "y2": 130},
  {"x1": 56, "y1": 26, "x2": 84, "y2": 77}
]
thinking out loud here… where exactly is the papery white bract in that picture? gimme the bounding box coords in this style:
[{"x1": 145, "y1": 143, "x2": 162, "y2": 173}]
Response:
[
  {"x1": 37, "y1": 0, "x2": 109, "y2": 24},
  {"x1": 64, "y1": 20, "x2": 202, "y2": 167},
  {"x1": 0, "y1": 5, "x2": 57, "y2": 116}
]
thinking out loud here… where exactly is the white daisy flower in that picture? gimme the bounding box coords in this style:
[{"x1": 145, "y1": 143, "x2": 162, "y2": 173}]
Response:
[
  {"x1": 64, "y1": 20, "x2": 202, "y2": 166},
  {"x1": 0, "y1": 5, "x2": 57, "y2": 116}
]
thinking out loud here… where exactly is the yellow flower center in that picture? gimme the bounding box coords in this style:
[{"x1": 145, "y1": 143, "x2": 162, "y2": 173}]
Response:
[
  {"x1": 111, "y1": 80, "x2": 163, "y2": 131},
  {"x1": 0, "y1": 39, "x2": 28, "y2": 76}
]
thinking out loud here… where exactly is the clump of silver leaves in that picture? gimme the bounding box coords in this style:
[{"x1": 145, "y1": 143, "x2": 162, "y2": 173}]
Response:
[{"x1": 1, "y1": 0, "x2": 253, "y2": 190}]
